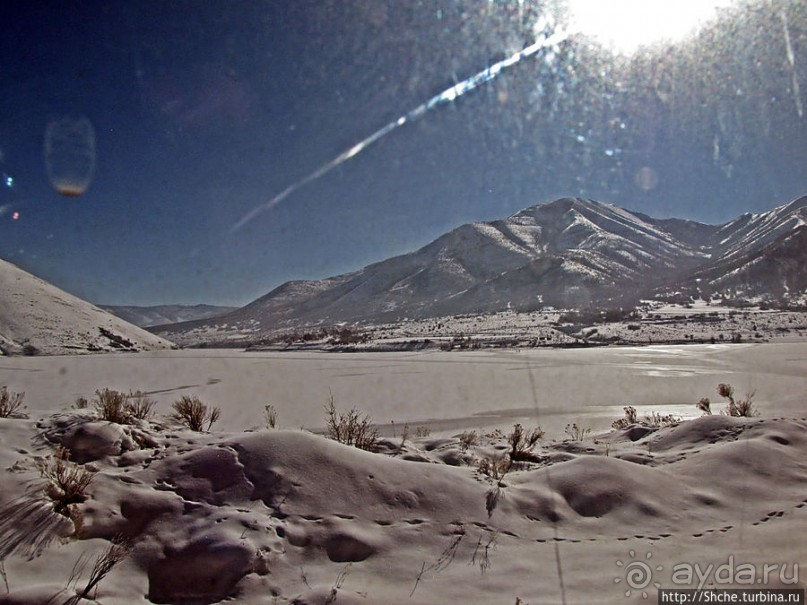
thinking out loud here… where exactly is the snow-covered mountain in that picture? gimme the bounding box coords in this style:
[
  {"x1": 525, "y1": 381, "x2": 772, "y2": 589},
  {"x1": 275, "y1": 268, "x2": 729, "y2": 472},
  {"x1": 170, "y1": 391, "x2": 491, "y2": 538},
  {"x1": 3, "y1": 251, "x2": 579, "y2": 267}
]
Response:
[
  {"x1": 707, "y1": 196, "x2": 807, "y2": 259},
  {"x1": 153, "y1": 196, "x2": 806, "y2": 345},
  {"x1": 0, "y1": 258, "x2": 175, "y2": 355},
  {"x1": 671, "y1": 196, "x2": 807, "y2": 300},
  {"x1": 100, "y1": 304, "x2": 237, "y2": 328}
]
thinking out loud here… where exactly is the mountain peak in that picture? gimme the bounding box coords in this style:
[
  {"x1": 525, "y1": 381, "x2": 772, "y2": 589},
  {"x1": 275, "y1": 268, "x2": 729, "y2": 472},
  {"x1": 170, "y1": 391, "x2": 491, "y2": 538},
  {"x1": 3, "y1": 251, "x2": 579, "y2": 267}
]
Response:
[
  {"x1": 152, "y1": 196, "x2": 806, "y2": 346},
  {"x1": 512, "y1": 197, "x2": 609, "y2": 218}
]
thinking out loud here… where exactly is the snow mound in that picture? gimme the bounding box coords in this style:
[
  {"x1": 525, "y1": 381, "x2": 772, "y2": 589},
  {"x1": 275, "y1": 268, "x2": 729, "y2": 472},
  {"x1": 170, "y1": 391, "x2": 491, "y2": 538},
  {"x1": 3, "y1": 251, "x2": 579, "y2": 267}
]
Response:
[{"x1": 1, "y1": 412, "x2": 805, "y2": 603}]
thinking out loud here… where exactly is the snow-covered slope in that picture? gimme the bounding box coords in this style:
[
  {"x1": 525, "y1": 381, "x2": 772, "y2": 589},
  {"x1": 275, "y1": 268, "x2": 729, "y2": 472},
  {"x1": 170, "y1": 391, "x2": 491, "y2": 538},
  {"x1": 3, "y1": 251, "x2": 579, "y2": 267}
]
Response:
[
  {"x1": 665, "y1": 196, "x2": 807, "y2": 300},
  {"x1": 101, "y1": 304, "x2": 236, "y2": 328},
  {"x1": 0, "y1": 258, "x2": 175, "y2": 355},
  {"x1": 685, "y1": 227, "x2": 807, "y2": 300},
  {"x1": 707, "y1": 196, "x2": 807, "y2": 260},
  {"x1": 153, "y1": 196, "x2": 806, "y2": 345}
]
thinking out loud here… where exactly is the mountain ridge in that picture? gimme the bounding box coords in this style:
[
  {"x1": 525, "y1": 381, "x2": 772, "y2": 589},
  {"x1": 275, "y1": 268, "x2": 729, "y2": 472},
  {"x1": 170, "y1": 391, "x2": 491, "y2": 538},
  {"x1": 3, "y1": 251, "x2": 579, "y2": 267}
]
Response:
[
  {"x1": 152, "y1": 195, "x2": 806, "y2": 346},
  {"x1": 100, "y1": 304, "x2": 237, "y2": 328}
]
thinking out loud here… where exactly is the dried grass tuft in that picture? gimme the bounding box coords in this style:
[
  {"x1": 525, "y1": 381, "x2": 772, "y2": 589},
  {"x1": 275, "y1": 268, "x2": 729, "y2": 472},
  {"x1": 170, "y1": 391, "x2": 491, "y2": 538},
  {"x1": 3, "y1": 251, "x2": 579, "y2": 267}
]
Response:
[
  {"x1": 324, "y1": 393, "x2": 378, "y2": 452},
  {"x1": 0, "y1": 386, "x2": 26, "y2": 418},
  {"x1": 172, "y1": 395, "x2": 221, "y2": 431}
]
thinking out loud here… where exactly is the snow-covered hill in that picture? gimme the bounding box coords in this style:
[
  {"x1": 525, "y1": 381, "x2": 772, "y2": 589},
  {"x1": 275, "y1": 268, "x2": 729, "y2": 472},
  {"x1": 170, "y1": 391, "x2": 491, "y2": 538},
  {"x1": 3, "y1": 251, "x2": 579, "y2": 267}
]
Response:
[
  {"x1": 100, "y1": 304, "x2": 236, "y2": 328},
  {"x1": 665, "y1": 196, "x2": 807, "y2": 300},
  {"x1": 707, "y1": 196, "x2": 807, "y2": 260},
  {"x1": 153, "y1": 196, "x2": 807, "y2": 346},
  {"x1": 0, "y1": 258, "x2": 175, "y2": 355}
]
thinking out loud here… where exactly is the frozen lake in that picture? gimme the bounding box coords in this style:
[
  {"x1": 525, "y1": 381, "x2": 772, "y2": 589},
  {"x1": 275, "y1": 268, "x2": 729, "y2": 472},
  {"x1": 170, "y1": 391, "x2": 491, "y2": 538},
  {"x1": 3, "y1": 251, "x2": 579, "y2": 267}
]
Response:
[{"x1": 1, "y1": 342, "x2": 805, "y2": 437}]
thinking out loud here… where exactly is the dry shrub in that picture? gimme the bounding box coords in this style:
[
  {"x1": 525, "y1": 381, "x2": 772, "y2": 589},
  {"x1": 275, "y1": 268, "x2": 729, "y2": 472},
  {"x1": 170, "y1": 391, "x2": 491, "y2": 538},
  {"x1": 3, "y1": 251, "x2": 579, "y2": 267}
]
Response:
[
  {"x1": 478, "y1": 455, "x2": 510, "y2": 481},
  {"x1": 507, "y1": 423, "x2": 543, "y2": 462},
  {"x1": 94, "y1": 388, "x2": 129, "y2": 423},
  {"x1": 717, "y1": 383, "x2": 758, "y2": 417},
  {"x1": 696, "y1": 397, "x2": 712, "y2": 415},
  {"x1": 415, "y1": 425, "x2": 431, "y2": 437},
  {"x1": 459, "y1": 430, "x2": 478, "y2": 452},
  {"x1": 125, "y1": 390, "x2": 157, "y2": 420},
  {"x1": 172, "y1": 395, "x2": 221, "y2": 431},
  {"x1": 87, "y1": 388, "x2": 156, "y2": 423},
  {"x1": 717, "y1": 383, "x2": 734, "y2": 401},
  {"x1": 612, "y1": 405, "x2": 680, "y2": 429},
  {"x1": 324, "y1": 394, "x2": 378, "y2": 451},
  {"x1": 564, "y1": 423, "x2": 591, "y2": 441},
  {"x1": 643, "y1": 411, "x2": 681, "y2": 427},
  {"x1": 612, "y1": 405, "x2": 638, "y2": 429},
  {"x1": 264, "y1": 404, "x2": 278, "y2": 429},
  {"x1": 729, "y1": 396, "x2": 757, "y2": 417},
  {"x1": 0, "y1": 386, "x2": 25, "y2": 418},
  {"x1": 37, "y1": 446, "x2": 94, "y2": 524}
]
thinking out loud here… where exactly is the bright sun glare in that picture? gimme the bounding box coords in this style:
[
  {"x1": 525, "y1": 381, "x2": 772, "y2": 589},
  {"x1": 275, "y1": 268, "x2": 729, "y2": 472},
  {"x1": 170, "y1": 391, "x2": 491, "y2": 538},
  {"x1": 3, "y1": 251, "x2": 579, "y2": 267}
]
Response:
[{"x1": 566, "y1": 0, "x2": 738, "y2": 53}]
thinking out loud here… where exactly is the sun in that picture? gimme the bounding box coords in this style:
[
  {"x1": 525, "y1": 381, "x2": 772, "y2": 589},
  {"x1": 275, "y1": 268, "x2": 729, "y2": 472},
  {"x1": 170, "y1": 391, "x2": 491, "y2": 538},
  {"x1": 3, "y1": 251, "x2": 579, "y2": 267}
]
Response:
[{"x1": 565, "y1": 0, "x2": 737, "y2": 54}]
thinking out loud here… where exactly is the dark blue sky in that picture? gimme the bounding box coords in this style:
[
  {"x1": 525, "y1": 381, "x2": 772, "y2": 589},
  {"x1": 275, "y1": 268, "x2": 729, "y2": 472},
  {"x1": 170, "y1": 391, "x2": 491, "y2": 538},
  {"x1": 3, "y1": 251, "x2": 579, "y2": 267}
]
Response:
[{"x1": 0, "y1": 0, "x2": 804, "y2": 306}]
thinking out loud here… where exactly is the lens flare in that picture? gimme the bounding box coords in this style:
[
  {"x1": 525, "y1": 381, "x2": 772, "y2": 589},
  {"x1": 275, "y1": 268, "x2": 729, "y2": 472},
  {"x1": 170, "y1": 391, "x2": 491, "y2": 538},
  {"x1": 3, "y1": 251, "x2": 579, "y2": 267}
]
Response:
[
  {"x1": 44, "y1": 116, "x2": 96, "y2": 197},
  {"x1": 566, "y1": 0, "x2": 736, "y2": 53},
  {"x1": 231, "y1": 26, "x2": 568, "y2": 233},
  {"x1": 634, "y1": 167, "x2": 659, "y2": 191}
]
